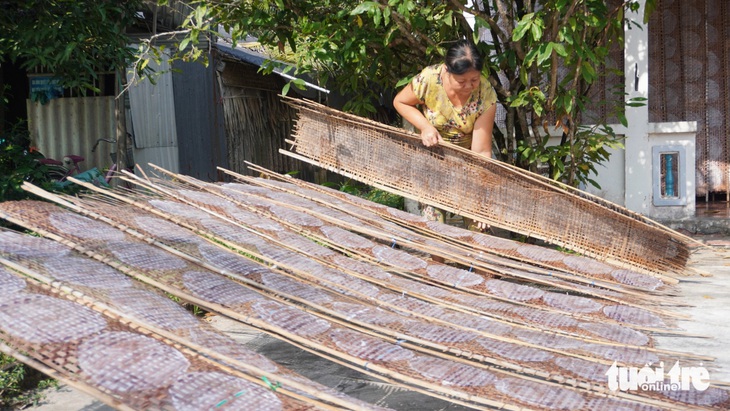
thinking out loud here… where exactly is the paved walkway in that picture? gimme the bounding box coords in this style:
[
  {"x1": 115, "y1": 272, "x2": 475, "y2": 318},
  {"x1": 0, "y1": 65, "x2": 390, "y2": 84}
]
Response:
[
  {"x1": 654, "y1": 235, "x2": 730, "y2": 383},
  {"x1": 24, "y1": 235, "x2": 730, "y2": 410}
]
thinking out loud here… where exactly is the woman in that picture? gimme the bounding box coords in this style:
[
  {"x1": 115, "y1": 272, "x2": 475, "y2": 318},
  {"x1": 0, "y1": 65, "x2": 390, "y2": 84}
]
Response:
[{"x1": 393, "y1": 39, "x2": 497, "y2": 230}]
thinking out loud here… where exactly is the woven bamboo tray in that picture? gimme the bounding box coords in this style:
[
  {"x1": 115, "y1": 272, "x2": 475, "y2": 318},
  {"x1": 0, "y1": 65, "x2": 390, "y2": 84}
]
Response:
[
  {"x1": 222, "y1": 171, "x2": 679, "y2": 303},
  {"x1": 0, "y1": 264, "x2": 324, "y2": 411},
  {"x1": 240, "y1": 165, "x2": 678, "y2": 296},
  {"x1": 233, "y1": 168, "x2": 685, "y2": 319},
  {"x1": 148, "y1": 172, "x2": 681, "y2": 338},
  {"x1": 1, "y1": 200, "x2": 721, "y2": 411},
  {"x1": 280, "y1": 97, "x2": 692, "y2": 276},
  {"x1": 115, "y1": 173, "x2": 668, "y2": 341},
  {"x1": 3, "y1": 176, "x2": 728, "y2": 409}
]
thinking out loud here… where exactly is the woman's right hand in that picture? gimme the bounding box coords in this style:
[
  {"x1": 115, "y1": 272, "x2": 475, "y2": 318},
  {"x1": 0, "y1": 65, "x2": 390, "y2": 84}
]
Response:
[
  {"x1": 393, "y1": 83, "x2": 442, "y2": 147},
  {"x1": 421, "y1": 126, "x2": 442, "y2": 147}
]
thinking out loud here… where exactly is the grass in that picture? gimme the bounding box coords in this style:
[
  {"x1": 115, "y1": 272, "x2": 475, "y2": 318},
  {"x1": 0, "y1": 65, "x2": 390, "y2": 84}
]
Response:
[{"x1": 1, "y1": 354, "x2": 58, "y2": 409}]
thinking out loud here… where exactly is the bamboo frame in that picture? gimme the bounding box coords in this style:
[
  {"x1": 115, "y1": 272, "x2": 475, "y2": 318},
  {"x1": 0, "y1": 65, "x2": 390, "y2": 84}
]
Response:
[
  {"x1": 0, "y1": 263, "x2": 327, "y2": 410},
  {"x1": 280, "y1": 97, "x2": 697, "y2": 276},
  {"x1": 225, "y1": 165, "x2": 685, "y2": 307},
  {"x1": 149, "y1": 167, "x2": 687, "y2": 337},
  {"x1": 0, "y1": 178, "x2": 722, "y2": 410}
]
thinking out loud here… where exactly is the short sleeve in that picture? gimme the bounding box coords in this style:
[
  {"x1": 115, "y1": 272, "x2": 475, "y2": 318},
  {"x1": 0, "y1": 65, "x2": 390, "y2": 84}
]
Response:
[
  {"x1": 480, "y1": 80, "x2": 497, "y2": 111},
  {"x1": 411, "y1": 65, "x2": 439, "y2": 102}
]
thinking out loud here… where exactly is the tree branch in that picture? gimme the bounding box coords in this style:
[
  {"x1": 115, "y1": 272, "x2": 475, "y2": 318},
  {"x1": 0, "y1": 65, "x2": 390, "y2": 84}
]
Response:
[{"x1": 375, "y1": 0, "x2": 433, "y2": 55}]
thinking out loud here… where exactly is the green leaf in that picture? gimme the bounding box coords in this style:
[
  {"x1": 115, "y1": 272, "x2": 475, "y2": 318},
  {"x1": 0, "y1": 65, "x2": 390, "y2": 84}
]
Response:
[
  {"x1": 587, "y1": 178, "x2": 601, "y2": 189},
  {"x1": 395, "y1": 75, "x2": 414, "y2": 88},
  {"x1": 373, "y1": 9, "x2": 382, "y2": 26},
  {"x1": 644, "y1": 0, "x2": 657, "y2": 23},
  {"x1": 61, "y1": 42, "x2": 76, "y2": 62},
  {"x1": 179, "y1": 38, "x2": 190, "y2": 51},
  {"x1": 581, "y1": 61, "x2": 597, "y2": 82},
  {"x1": 351, "y1": 2, "x2": 379, "y2": 15},
  {"x1": 564, "y1": 95, "x2": 574, "y2": 114},
  {"x1": 530, "y1": 19, "x2": 543, "y2": 40},
  {"x1": 512, "y1": 13, "x2": 534, "y2": 41},
  {"x1": 537, "y1": 43, "x2": 552, "y2": 65},
  {"x1": 524, "y1": 48, "x2": 538, "y2": 66},
  {"x1": 291, "y1": 78, "x2": 307, "y2": 90},
  {"x1": 533, "y1": 101, "x2": 543, "y2": 117},
  {"x1": 383, "y1": 6, "x2": 391, "y2": 25},
  {"x1": 552, "y1": 43, "x2": 567, "y2": 57}
]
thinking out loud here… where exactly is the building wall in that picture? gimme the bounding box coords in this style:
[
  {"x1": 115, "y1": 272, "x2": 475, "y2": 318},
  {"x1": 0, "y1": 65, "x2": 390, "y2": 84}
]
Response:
[
  {"x1": 619, "y1": 0, "x2": 696, "y2": 220},
  {"x1": 27, "y1": 96, "x2": 115, "y2": 172},
  {"x1": 581, "y1": 140, "x2": 626, "y2": 206},
  {"x1": 648, "y1": 0, "x2": 730, "y2": 197},
  {"x1": 172, "y1": 58, "x2": 227, "y2": 182},
  {"x1": 218, "y1": 60, "x2": 331, "y2": 183},
  {"x1": 126, "y1": 52, "x2": 179, "y2": 176}
]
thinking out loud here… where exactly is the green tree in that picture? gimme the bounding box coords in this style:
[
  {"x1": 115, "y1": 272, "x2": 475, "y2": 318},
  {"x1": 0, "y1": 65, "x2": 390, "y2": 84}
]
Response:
[
  {"x1": 164, "y1": 0, "x2": 655, "y2": 188},
  {"x1": 0, "y1": 0, "x2": 143, "y2": 94}
]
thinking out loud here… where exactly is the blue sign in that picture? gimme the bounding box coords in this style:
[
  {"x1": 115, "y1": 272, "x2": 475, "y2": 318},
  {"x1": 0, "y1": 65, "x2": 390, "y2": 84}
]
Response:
[{"x1": 29, "y1": 76, "x2": 64, "y2": 104}]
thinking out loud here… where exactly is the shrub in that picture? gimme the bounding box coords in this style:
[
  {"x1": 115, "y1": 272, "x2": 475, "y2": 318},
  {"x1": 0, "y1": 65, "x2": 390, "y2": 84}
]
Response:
[{"x1": 0, "y1": 353, "x2": 57, "y2": 409}]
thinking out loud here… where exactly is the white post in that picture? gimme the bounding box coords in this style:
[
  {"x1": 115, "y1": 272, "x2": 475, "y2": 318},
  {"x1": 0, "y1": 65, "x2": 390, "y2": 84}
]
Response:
[{"x1": 623, "y1": 0, "x2": 651, "y2": 214}]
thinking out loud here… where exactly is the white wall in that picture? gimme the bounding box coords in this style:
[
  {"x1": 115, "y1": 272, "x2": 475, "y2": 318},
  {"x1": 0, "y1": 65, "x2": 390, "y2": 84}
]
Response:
[
  {"x1": 623, "y1": 1, "x2": 651, "y2": 215},
  {"x1": 582, "y1": 141, "x2": 626, "y2": 206},
  {"x1": 619, "y1": 1, "x2": 695, "y2": 220},
  {"x1": 646, "y1": 122, "x2": 696, "y2": 219}
]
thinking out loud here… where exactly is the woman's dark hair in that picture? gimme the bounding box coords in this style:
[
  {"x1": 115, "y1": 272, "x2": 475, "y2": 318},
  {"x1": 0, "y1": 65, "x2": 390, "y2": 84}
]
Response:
[{"x1": 444, "y1": 39, "x2": 483, "y2": 74}]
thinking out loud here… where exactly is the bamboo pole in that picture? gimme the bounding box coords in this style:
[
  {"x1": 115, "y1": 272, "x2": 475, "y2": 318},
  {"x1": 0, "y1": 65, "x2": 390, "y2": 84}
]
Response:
[
  {"x1": 282, "y1": 96, "x2": 703, "y2": 248},
  {"x1": 0, "y1": 343, "x2": 136, "y2": 411},
  {"x1": 63, "y1": 174, "x2": 710, "y2": 356},
  {"x1": 225, "y1": 165, "x2": 686, "y2": 306},
  {"x1": 8, "y1": 185, "x2": 719, "y2": 410}
]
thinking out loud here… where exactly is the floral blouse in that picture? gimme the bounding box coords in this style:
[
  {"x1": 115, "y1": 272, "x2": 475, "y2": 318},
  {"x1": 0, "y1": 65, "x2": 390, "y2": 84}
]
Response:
[{"x1": 411, "y1": 64, "x2": 497, "y2": 148}]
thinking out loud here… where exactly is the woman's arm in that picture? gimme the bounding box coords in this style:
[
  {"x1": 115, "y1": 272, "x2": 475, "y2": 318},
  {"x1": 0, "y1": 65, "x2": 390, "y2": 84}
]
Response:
[
  {"x1": 470, "y1": 102, "x2": 497, "y2": 232},
  {"x1": 393, "y1": 83, "x2": 443, "y2": 147},
  {"x1": 470, "y1": 102, "x2": 497, "y2": 157}
]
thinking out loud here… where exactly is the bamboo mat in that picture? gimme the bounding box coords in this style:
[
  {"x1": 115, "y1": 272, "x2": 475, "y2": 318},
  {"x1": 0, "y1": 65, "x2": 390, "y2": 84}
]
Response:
[
  {"x1": 149, "y1": 168, "x2": 684, "y2": 334},
  {"x1": 242, "y1": 164, "x2": 681, "y2": 293},
  {"x1": 280, "y1": 97, "x2": 695, "y2": 276},
  {"x1": 0, "y1": 257, "x2": 334, "y2": 411},
  {"x1": 0, "y1": 173, "x2": 727, "y2": 409},
  {"x1": 103, "y1": 172, "x2": 672, "y2": 342}
]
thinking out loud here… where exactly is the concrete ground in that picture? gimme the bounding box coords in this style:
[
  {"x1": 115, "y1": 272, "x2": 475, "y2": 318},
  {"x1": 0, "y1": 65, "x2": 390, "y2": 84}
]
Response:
[
  {"x1": 22, "y1": 234, "x2": 730, "y2": 410},
  {"x1": 653, "y1": 235, "x2": 730, "y2": 384}
]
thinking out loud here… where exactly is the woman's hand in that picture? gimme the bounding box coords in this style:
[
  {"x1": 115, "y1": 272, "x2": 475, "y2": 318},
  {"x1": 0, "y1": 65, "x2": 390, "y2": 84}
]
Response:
[
  {"x1": 421, "y1": 126, "x2": 443, "y2": 147},
  {"x1": 394, "y1": 83, "x2": 444, "y2": 147},
  {"x1": 476, "y1": 220, "x2": 490, "y2": 232}
]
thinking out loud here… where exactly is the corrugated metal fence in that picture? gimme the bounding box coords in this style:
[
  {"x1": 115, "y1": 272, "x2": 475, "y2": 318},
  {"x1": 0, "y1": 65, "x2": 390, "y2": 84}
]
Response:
[{"x1": 26, "y1": 96, "x2": 115, "y2": 173}]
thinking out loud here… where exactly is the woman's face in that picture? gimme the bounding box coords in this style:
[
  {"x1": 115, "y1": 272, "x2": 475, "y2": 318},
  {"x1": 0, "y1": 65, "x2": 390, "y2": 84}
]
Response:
[{"x1": 448, "y1": 69, "x2": 481, "y2": 94}]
